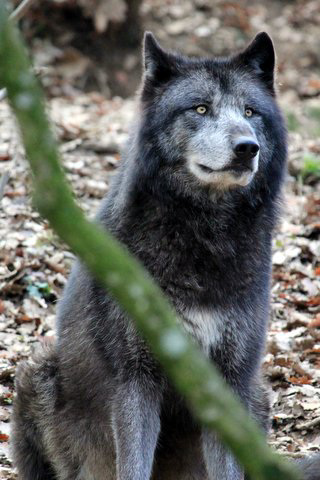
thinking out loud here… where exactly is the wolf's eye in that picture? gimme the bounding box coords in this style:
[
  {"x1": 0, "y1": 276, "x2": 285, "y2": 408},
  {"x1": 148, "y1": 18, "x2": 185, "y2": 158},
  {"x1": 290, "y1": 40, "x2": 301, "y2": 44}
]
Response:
[
  {"x1": 196, "y1": 105, "x2": 207, "y2": 115},
  {"x1": 245, "y1": 108, "x2": 253, "y2": 118}
]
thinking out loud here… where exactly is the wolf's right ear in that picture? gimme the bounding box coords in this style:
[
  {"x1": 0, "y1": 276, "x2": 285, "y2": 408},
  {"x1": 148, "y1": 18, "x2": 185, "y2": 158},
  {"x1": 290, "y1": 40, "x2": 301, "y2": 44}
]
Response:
[{"x1": 143, "y1": 32, "x2": 177, "y2": 83}]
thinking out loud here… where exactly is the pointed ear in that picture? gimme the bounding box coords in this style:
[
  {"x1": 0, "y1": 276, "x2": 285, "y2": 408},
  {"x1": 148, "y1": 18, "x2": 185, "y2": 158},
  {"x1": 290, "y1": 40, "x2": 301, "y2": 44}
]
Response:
[
  {"x1": 239, "y1": 32, "x2": 275, "y2": 92},
  {"x1": 143, "y1": 32, "x2": 177, "y2": 83}
]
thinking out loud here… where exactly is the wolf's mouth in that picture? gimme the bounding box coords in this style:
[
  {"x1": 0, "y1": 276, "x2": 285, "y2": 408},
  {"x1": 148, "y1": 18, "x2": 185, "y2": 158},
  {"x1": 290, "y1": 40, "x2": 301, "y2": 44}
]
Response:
[
  {"x1": 197, "y1": 163, "x2": 253, "y2": 174},
  {"x1": 197, "y1": 163, "x2": 215, "y2": 174},
  {"x1": 221, "y1": 165, "x2": 254, "y2": 173}
]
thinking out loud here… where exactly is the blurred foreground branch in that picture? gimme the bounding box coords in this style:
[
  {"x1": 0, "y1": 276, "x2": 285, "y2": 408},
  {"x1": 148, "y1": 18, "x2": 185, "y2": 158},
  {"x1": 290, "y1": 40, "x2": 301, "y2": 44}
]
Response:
[
  {"x1": 0, "y1": 6, "x2": 302, "y2": 480},
  {"x1": 0, "y1": 0, "x2": 38, "y2": 101}
]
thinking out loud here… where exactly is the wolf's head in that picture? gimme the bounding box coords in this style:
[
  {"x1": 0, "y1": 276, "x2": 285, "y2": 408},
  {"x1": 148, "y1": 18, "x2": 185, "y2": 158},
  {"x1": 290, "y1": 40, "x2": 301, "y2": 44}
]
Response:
[{"x1": 136, "y1": 32, "x2": 286, "y2": 195}]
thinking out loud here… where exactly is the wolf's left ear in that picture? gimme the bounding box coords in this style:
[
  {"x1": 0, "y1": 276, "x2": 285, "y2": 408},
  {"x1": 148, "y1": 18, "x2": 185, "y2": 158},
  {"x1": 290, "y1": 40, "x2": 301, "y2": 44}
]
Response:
[
  {"x1": 239, "y1": 32, "x2": 275, "y2": 92},
  {"x1": 143, "y1": 32, "x2": 177, "y2": 83}
]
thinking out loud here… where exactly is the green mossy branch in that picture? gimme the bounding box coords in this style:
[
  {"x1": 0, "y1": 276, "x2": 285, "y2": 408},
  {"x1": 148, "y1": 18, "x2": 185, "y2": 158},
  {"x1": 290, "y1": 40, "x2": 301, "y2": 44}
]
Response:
[{"x1": 0, "y1": 7, "x2": 301, "y2": 480}]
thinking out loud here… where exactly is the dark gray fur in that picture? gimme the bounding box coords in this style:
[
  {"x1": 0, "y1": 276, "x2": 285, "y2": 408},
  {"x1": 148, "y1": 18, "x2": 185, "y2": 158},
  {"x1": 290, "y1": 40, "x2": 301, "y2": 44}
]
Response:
[{"x1": 12, "y1": 32, "x2": 320, "y2": 480}]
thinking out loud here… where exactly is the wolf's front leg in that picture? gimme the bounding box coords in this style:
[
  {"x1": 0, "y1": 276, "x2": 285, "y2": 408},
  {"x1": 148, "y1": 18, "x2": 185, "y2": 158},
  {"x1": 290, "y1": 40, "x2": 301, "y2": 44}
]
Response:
[
  {"x1": 202, "y1": 430, "x2": 244, "y2": 480},
  {"x1": 112, "y1": 380, "x2": 162, "y2": 480}
]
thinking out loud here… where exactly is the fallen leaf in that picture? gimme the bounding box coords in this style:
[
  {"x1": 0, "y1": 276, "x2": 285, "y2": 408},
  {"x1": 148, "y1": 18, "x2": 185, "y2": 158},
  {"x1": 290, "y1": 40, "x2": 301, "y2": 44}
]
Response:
[
  {"x1": 289, "y1": 376, "x2": 312, "y2": 385},
  {"x1": 308, "y1": 78, "x2": 320, "y2": 89},
  {"x1": 272, "y1": 247, "x2": 301, "y2": 265},
  {"x1": 16, "y1": 314, "x2": 33, "y2": 324},
  {"x1": 309, "y1": 314, "x2": 320, "y2": 328},
  {"x1": 307, "y1": 297, "x2": 320, "y2": 307}
]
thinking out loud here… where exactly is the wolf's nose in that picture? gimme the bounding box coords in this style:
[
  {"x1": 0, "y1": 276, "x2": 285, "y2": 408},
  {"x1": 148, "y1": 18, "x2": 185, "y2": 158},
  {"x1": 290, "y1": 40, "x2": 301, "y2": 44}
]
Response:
[{"x1": 233, "y1": 138, "x2": 260, "y2": 161}]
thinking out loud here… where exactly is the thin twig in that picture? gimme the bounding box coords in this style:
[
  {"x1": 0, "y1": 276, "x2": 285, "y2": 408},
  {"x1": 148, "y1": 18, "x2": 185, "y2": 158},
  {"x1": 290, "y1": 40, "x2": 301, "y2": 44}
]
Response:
[
  {"x1": 0, "y1": 171, "x2": 9, "y2": 202},
  {"x1": 10, "y1": 0, "x2": 37, "y2": 22}
]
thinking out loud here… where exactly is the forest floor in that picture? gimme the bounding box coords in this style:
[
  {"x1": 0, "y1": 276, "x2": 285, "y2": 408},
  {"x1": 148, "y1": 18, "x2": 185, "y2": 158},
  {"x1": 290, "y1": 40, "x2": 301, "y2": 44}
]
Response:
[{"x1": 0, "y1": 0, "x2": 320, "y2": 478}]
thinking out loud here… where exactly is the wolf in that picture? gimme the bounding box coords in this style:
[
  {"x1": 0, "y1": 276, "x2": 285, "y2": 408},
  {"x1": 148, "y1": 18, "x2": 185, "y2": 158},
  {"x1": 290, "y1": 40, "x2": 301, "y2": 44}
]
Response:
[{"x1": 12, "y1": 32, "x2": 320, "y2": 480}]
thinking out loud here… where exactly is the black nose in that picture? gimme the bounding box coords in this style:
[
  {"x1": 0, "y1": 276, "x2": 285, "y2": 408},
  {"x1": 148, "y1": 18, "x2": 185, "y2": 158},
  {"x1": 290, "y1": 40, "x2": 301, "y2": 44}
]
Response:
[{"x1": 233, "y1": 138, "x2": 260, "y2": 161}]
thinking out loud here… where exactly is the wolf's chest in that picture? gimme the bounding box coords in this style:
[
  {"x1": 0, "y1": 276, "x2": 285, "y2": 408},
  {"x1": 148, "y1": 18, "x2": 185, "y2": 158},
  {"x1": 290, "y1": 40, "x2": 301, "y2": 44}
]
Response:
[{"x1": 180, "y1": 309, "x2": 225, "y2": 355}]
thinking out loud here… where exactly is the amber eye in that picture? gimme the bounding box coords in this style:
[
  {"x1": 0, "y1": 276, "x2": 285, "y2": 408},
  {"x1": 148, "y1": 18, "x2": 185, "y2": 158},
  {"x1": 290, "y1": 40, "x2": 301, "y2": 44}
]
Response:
[
  {"x1": 196, "y1": 105, "x2": 207, "y2": 115},
  {"x1": 245, "y1": 108, "x2": 253, "y2": 118}
]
